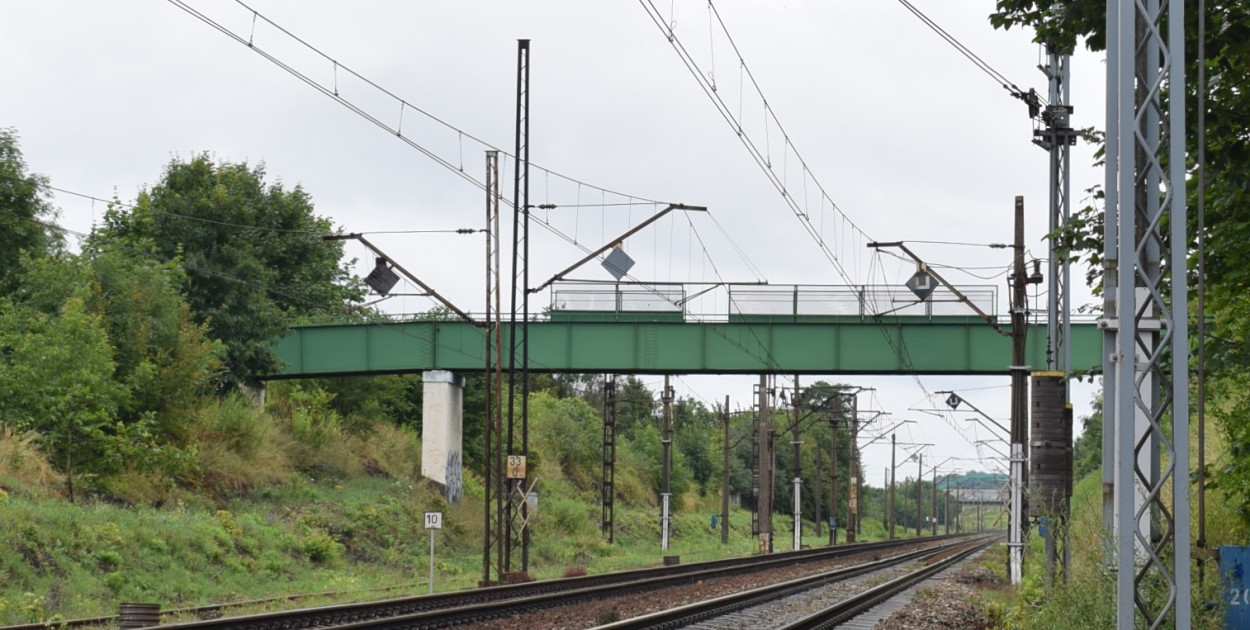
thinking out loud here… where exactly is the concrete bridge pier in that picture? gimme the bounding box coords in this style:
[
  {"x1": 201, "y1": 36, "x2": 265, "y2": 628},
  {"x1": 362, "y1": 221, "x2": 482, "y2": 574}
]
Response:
[{"x1": 421, "y1": 370, "x2": 464, "y2": 503}]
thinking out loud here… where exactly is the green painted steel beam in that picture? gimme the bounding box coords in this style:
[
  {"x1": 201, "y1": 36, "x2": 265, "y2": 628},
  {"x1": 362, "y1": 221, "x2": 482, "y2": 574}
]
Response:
[{"x1": 269, "y1": 317, "x2": 1102, "y2": 378}]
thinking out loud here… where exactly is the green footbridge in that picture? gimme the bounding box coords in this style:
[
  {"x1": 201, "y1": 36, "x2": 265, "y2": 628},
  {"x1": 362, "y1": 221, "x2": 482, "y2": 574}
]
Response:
[{"x1": 268, "y1": 285, "x2": 1101, "y2": 378}]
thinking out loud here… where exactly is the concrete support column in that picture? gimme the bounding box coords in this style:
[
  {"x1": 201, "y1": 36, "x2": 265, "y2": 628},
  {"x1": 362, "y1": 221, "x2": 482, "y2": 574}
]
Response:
[{"x1": 422, "y1": 370, "x2": 465, "y2": 502}]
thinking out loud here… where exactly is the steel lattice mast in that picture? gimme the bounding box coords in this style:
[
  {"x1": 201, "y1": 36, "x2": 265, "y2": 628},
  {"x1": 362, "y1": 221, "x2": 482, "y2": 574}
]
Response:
[
  {"x1": 1104, "y1": 0, "x2": 1191, "y2": 626},
  {"x1": 1039, "y1": 46, "x2": 1074, "y2": 383},
  {"x1": 1037, "y1": 42, "x2": 1077, "y2": 580}
]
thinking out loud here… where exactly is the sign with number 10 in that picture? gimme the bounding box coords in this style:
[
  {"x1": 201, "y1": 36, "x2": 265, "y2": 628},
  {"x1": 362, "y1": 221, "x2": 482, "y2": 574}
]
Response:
[{"x1": 424, "y1": 511, "x2": 443, "y2": 530}]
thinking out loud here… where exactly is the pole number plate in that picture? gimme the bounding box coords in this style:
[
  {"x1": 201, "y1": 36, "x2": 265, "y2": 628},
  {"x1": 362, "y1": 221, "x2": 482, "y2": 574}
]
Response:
[{"x1": 507, "y1": 455, "x2": 527, "y2": 479}]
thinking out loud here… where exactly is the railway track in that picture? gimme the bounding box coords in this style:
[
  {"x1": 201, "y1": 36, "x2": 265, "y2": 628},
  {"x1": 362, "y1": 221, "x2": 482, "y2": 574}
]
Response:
[
  {"x1": 1, "y1": 535, "x2": 978, "y2": 630},
  {"x1": 589, "y1": 535, "x2": 995, "y2": 630},
  {"x1": 107, "y1": 535, "x2": 968, "y2": 630},
  {"x1": 0, "y1": 584, "x2": 426, "y2": 630}
]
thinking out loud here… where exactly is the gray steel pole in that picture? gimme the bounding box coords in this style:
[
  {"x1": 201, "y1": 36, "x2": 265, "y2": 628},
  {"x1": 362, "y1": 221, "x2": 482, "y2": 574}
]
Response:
[
  {"x1": 931, "y1": 467, "x2": 938, "y2": 536},
  {"x1": 944, "y1": 484, "x2": 950, "y2": 535},
  {"x1": 661, "y1": 376, "x2": 673, "y2": 551},
  {"x1": 1100, "y1": 0, "x2": 1121, "y2": 570},
  {"x1": 916, "y1": 452, "x2": 923, "y2": 538},
  {"x1": 1009, "y1": 196, "x2": 1028, "y2": 584},
  {"x1": 814, "y1": 440, "x2": 823, "y2": 539},
  {"x1": 889, "y1": 434, "x2": 896, "y2": 540},
  {"x1": 757, "y1": 375, "x2": 772, "y2": 553},
  {"x1": 830, "y1": 414, "x2": 838, "y2": 544},
  {"x1": 1167, "y1": 0, "x2": 1192, "y2": 620},
  {"x1": 792, "y1": 376, "x2": 802, "y2": 550},
  {"x1": 848, "y1": 395, "x2": 859, "y2": 542},
  {"x1": 721, "y1": 396, "x2": 730, "y2": 544},
  {"x1": 884, "y1": 467, "x2": 889, "y2": 537}
]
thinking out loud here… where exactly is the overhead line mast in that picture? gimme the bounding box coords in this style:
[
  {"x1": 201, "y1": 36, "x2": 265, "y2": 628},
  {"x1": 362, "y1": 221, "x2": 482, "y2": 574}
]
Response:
[{"x1": 505, "y1": 38, "x2": 532, "y2": 576}]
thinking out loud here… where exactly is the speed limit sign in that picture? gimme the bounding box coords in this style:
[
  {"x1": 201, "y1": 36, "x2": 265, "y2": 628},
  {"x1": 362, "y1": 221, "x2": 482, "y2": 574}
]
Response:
[{"x1": 424, "y1": 512, "x2": 443, "y2": 530}]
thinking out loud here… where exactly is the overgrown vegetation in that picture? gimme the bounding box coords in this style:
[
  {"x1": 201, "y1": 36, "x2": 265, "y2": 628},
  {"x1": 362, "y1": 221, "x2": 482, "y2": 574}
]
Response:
[
  {"x1": 0, "y1": 132, "x2": 925, "y2": 623},
  {"x1": 7, "y1": 7, "x2": 1250, "y2": 614},
  {"x1": 996, "y1": 428, "x2": 1242, "y2": 629}
]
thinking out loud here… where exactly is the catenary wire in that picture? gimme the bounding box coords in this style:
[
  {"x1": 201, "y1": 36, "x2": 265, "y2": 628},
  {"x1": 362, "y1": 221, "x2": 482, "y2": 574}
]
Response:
[
  {"x1": 894, "y1": 0, "x2": 1044, "y2": 104},
  {"x1": 11, "y1": 176, "x2": 484, "y2": 239},
  {"x1": 0, "y1": 208, "x2": 543, "y2": 370},
  {"x1": 640, "y1": 0, "x2": 866, "y2": 288},
  {"x1": 166, "y1": 1, "x2": 764, "y2": 320}
]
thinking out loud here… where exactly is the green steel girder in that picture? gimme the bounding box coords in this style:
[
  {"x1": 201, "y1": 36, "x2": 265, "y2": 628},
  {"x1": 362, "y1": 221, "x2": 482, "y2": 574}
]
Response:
[{"x1": 268, "y1": 317, "x2": 1102, "y2": 378}]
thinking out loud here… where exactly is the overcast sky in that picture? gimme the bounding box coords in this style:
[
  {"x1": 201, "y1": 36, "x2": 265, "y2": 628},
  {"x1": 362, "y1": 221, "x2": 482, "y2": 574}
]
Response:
[{"x1": 2, "y1": 1, "x2": 1107, "y2": 488}]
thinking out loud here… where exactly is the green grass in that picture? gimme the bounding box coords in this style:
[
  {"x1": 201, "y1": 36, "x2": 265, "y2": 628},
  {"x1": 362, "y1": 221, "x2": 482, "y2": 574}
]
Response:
[
  {"x1": 1, "y1": 468, "x2": 956, "y2": 625},
  {"x1": 0, "y1": 477, "x2": 449, "y2": 625},
  {"x1": 996, "y1": 460, "x2": 1242, "y2": 629}
]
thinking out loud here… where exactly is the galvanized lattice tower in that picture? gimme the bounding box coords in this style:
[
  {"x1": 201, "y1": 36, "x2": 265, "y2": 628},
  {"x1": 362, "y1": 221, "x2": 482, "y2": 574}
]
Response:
[
  {"x1": 483, "y1": 151, "x2": 504, "y2": 583},
  {"x1": 1104, "y1": 0, "x2": 1191, "y2": 626},
  {"x1": 1034, "y1": 42, "x2": 1078, "y2": 581},
  {"x1": 1038, "y1": 46, "x2": 1076, "y2": 383}
]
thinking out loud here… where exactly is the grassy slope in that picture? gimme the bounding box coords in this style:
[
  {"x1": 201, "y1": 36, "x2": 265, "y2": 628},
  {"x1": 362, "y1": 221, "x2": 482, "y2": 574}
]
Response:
[
  {"x1": 0, "y1": 477, "x2": 443, "y2": 624},
  {"x1": 1, "y1": 459, "x2": 913, "y2": 625}
]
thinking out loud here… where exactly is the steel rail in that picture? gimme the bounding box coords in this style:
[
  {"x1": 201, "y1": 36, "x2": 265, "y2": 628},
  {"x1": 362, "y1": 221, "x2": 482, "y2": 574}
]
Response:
[
  {"x1": 0, "y1": 583, "x2": 425, "y2": 630},
  {"x1": 589, "y1": 536, "x2": 992, "y2": 630},
  {"x1": 777, "y1": 536, "x2": 997, "y2": 629},
  {"x1": 105, "y1": 536, "x2": 969, "y2": 630}
]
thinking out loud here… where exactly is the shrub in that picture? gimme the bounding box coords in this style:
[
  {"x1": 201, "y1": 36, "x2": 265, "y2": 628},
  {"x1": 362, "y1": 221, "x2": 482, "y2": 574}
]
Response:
[
  {"x1": 0, "y1": 427, "x2": 63, "y2": 499},
  {"x1": 192, "y1": 396, "x2": 291, "y2": 496}
]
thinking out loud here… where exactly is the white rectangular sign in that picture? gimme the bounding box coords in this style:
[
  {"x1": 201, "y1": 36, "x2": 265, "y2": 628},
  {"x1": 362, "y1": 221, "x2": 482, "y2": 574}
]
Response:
[{"x1": 424, "y1": 511, "x2": 443, "y2": 530}]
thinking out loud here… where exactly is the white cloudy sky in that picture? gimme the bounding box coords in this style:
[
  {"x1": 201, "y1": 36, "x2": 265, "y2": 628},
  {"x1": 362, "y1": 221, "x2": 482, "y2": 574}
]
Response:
[{"x1": 2, "y1": 1, "x2": 1107, "y2": 485}]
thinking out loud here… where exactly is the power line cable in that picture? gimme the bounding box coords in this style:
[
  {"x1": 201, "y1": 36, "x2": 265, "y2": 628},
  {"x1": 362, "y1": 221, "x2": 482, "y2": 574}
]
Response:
[
  {"x1": 12, "y1": 175, "x2": 486, "y2": 240},
  {"x1": 642, "y1": 3, "x2": 991, "y2": 426},
  {"x1": 639, "y1": 0, "x2": 868, "y2": 288},
  {"x1": 41, "y1": 181, "x2": 324, "y2": 236},
  {"x1": 228, "y1": 0, "x2": 663, "y2": 209},
  {"x1": 165, "y1": 0, "x2": 668, "y2": 219},
  {"x1": 0, "y1": 208, "x2": 526, "y2": 370},
  {"x1": 894, "y1": 0, "x2": 1043, "y2": 105},
  {"x1": 165, "y1": 1, "x2": 764, "y2": 319}
]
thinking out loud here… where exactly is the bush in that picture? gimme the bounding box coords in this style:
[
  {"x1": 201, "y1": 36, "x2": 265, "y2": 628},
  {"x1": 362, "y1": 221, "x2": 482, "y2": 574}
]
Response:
[
  {"x1": 193, "y1": 396, "x2": 291, "y2": 496},
  {"x1": 0, "y1": 427, "x2": 63, "y2": 499}
]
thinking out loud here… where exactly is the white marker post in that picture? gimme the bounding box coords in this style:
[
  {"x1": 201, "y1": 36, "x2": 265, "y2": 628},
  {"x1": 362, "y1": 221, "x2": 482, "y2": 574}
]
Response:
[{"x1": 424, "y1": 511, "x2": 442, "y2": 594}]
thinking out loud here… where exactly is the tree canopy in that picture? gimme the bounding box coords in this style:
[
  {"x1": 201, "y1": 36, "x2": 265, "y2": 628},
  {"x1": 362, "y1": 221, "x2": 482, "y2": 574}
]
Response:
[
  {"x1": 0, "y1": 129, "x2": 62, "y2": 296},
  {"x1": 96, "y1": 155, "x2": 363, "y2": 388},
  {"x1": 992, "y1": 0, "x2": 1250, "y2": 521}
]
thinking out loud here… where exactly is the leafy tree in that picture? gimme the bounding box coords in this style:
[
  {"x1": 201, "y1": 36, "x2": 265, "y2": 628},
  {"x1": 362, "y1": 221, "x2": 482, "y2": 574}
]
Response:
[
  {"x1": 311, "y1": 374, "x2": 417, "y2": 436},
  {"x1": 615, "y1": 376, "x2": 657, "y2": 440},
  {"x1": 627, "y1": 422, "x2": 692, "y2": 499},
  {"x1": 1072, "y1": 396, "x2": 1103, "y2": 481},
  {"x1": 673, "y1": 398, "x2": 719, "y2": 494},
  {"x1": 97, "y1": 155, "x2": 362, "y2": 388},
  {"x1": 990, "y1": 1, "x2": 1250, "y2": 521},
  {"x1": 0, "y1": 296, "x2": 122, "y2": 502},
  {"x1": 17, "y1": 250, "x2": 222, "y2": 451},
  {"x1": 0, "y1": 129, "x2": 62, "y2": 295}
]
